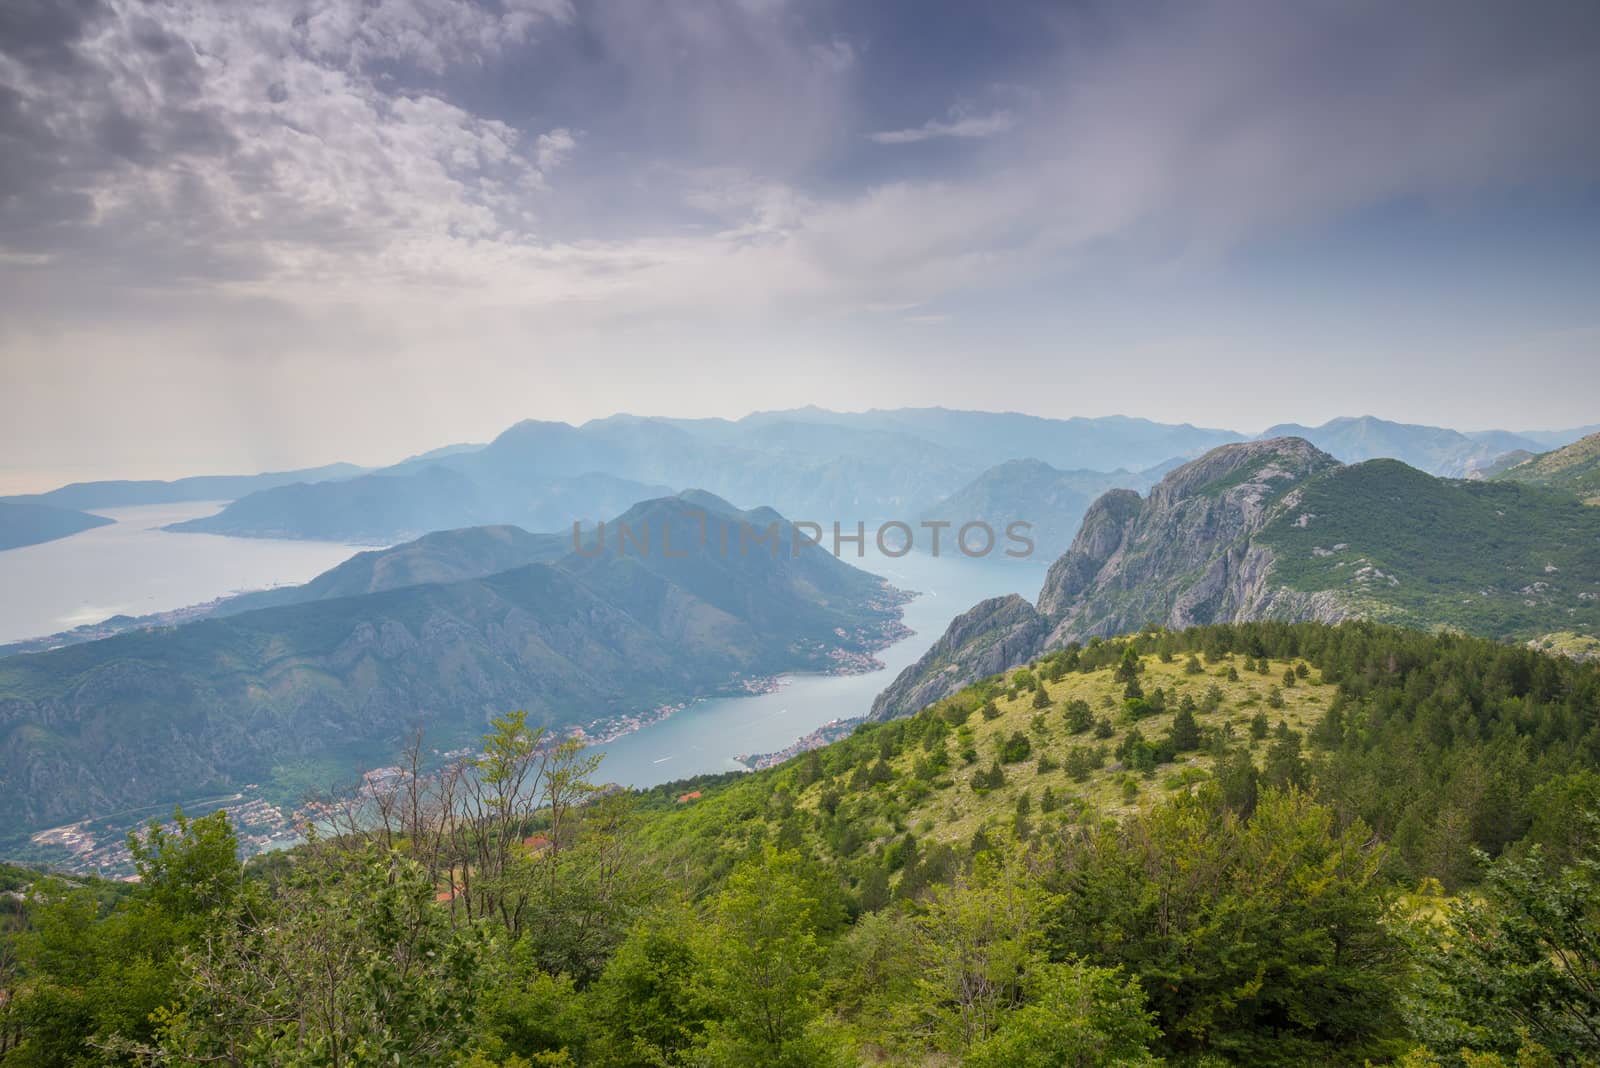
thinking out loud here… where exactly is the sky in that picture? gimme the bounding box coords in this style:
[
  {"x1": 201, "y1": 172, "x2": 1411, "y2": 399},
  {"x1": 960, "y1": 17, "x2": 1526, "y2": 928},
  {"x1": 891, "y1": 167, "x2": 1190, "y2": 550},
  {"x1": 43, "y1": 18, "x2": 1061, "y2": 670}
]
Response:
[{"x1": 2, "y1": 0, "x2": 1599, "y2": 491}]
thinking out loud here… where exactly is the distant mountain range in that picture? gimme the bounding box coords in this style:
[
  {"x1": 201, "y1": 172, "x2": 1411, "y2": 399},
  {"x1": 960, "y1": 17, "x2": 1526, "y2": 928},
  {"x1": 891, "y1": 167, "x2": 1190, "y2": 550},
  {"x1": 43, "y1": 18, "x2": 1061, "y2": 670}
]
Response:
[
  {"x1": 870, "y1": 437, "x2": 1600, "y2": 720},
  {"x1": 0, "y1": 500, "x2": 114, "y2": 551},
  {"x1": 1, "y1": 463, "x2": 368, "y2": 511},
  {"x1": 918, "y1": 459, "x2": 1172, "y2": 562},
  {"x1": 7, "y1": 410, "x2": 1595, "y2": 549},
  {"x1": 0, "y1": 493, "x2": 909, "y2": 837},
  {"x1": 1255, "y1": 415, "x2": 1593, "y2": 478},
  {"x1": 143, "y1": 410, "x2": 1250, "y2": 544}
]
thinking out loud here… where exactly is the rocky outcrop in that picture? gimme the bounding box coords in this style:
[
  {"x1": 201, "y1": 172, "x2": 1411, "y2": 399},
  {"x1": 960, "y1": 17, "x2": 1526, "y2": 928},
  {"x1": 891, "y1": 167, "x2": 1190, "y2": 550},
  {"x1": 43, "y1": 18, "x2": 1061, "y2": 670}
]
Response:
[
  {"x1": 869, "y1": 438, "x2": 1351, "y2": 721},
  {"x1": 1039, "y1": 438, "x2": 1341, "y2": 645},
  {"x1": 868, "y1": 594, "x2": 1049, "y2": 721}
]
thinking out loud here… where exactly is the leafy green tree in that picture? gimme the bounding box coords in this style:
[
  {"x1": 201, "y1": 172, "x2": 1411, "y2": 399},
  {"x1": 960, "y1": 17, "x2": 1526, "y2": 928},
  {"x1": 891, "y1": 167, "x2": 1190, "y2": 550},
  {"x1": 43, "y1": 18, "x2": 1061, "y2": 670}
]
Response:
[
  {"x1": 965, "y1": 960, "x2": 1163, "y2": 1068},
  {"x1": 1412, "y1": 835, "x2": 1600, "y2": 1064},
  {"x1": 162, "y1": 841, "x2": 490, "y2": 1065},
  {"x1": 1049, "y1": 788, "x2": 1404, "y2": 1063},
  {"x1": 1214, "y1": 747, "x2": 1260, "y2": 816},
  {"x1": 701, "y1": 847, "x2": 842, "y2": 1067},
  {"x1": 907, "y1": 836, "x2": 1053, "y2": 1056},
  {"x1": 11, "y1": 809, "x2": 241, "y2": 1065},
  {"x1": 588, "y1": 902, "x2": 717, "y2": 1068},
  {"x1": 1115, "y1": 647, "x2": 1142, "y2": 685},
  {"x1": 999, "y1": 731, "x2": 1033, "y2": 764}
]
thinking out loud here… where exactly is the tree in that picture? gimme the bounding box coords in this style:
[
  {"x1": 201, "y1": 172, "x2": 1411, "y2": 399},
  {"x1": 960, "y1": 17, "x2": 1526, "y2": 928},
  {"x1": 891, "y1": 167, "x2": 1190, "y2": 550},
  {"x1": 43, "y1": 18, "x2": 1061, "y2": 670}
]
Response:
[
  {"x1": 965, "y1": 960, "x2": 1163, "y2": 1068},
  {"x1": 1184, "y1": 655, "x2": 1204, "y2": 675},
  {"x1": 1065, "y1": 699, "x2": 1093, "y2": 734},
  {"x1": 1114, "y1": 647, "x2": 1142, "y2": 686},
  {"x1": 908, "y1": 836, "x2": 1053, "y2": 1056},
  {"x1": 1032, "y1": 686, "x2": 1051, "y2": 710},
  {"x1": 1167, "y1": 705, "x2": 1201, "y2": 752},
  {"x1": 701, "y1": 847, "x2": 842, "y2": 1067},
  {"x1": 1048, "y1": 788, "x2": 1404, "y2": 1063},
  {"x1": 588, "y1": 902, "x2": 717, "y2": 1068},
  {"x1": 163, "y1": 841, "x2": 491, "y2": 1065},
  {"x1": 999, "y1": 731, "x2": 1033, "y2": 764},
  {"x1": 1412, "y1": 835, "x2": 1600, "y2": 1064},
  {"x1": 11, "y1": 809, "x2": 241, "y2": 1064},
  {"x1": 1214, "y1": 747, "x2": 1260, "y2": 816}
]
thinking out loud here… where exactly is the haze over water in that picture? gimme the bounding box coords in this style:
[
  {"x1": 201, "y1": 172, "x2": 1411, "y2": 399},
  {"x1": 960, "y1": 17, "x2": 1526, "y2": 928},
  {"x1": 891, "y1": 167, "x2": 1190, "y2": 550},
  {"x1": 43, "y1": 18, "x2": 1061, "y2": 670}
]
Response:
[
  {"x1": 0, "y1": 502, "x2": 370, "y2": 645},
  {"x1": 589, "y1": 546, "x2": 1047, "y2": 789}
]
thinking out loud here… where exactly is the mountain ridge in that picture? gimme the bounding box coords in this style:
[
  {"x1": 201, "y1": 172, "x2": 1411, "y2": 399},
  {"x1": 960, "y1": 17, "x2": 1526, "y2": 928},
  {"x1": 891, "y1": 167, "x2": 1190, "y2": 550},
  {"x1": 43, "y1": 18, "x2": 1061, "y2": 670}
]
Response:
[{"x1": 871, "y1": 437, "x2": 1600, "y2": 720}]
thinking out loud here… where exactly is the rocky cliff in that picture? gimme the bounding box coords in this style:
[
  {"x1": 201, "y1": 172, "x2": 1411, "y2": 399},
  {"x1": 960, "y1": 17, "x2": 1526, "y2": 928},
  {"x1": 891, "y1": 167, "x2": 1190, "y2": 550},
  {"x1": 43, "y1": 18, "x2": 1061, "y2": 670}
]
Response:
[
  {"x1": 1038, "y1": 436, "x2": 1342, "y2": 642},
  {"x1": 867, "y1": 594, "x2": 1049, "y2": 720},
  {"x1": 870, "y1": 437, "x2": 1600, "y2": 721}
]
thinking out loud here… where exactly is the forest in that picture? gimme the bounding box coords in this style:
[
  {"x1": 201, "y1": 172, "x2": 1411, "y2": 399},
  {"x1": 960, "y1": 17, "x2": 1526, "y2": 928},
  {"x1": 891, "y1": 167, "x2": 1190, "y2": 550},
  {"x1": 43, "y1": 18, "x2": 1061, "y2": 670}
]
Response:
[{"x1": 2, "y1": 621, "x2": 1598, "y2": 1067}]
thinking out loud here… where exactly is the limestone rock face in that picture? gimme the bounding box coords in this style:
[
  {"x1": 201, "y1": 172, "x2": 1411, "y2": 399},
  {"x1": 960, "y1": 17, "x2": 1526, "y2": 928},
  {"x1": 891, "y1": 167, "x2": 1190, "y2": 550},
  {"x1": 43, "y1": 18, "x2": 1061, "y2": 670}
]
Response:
[
  {"x1": 870, "y1": 438, "x2": 1353, "y2": 722},
  {"x1": 868, "y1": 594, "x2": 1049, "y2": 721},
  {"x1": 1040, "y1": 438, "x2": 1342, "y2": 644}
]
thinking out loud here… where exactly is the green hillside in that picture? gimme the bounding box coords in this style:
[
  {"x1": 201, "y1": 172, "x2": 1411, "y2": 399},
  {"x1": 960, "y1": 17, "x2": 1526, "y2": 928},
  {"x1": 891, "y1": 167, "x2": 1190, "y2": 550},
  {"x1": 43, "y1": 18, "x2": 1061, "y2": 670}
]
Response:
[
  {"x1": 6, "y1": 621, "x2": 1598, "y2": 1066},
  {"x1": 1494, "y1": 430, "x2": 1600, "y2": 505},
  {"x1": 1258, "y1": 459, "x2": 1600, "y2": 636}
]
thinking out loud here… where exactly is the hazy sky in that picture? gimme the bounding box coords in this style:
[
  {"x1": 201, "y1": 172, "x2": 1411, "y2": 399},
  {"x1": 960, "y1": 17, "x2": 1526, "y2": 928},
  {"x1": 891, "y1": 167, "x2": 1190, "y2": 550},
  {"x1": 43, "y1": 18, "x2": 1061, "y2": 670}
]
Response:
[{"x1": 2, "y1": 0, "x2": 1599, "y2": 491}]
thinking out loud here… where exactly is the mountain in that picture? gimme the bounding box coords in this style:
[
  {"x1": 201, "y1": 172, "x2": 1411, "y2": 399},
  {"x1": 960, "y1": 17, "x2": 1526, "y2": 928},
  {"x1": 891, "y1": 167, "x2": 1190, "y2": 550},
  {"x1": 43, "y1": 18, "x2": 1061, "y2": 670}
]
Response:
[
  {"x1": 169, "y1": 465, "x2": 668, "y2": 544},
  {"x1": 0, "y1": 500, "x2": 114, "y2": 551},
  {"x1": 871, "y1": 437, "x2": 1600, "y2": 720},
  {"x1": 1, "y1": 463, "x2": 367, "y2": 510},
  {"x1": 212, "y1": 525, "x2": 572, "y2": 616},
  {"x1": 0, "y1": 493, "x2": 909, "y2": 837},
  {"x1": 1258, "y1": 415, "x2": 1523, "y2": 476},
  {"x1": 734, "y1": 407, "x2": 1243, "y2": 472},
  {"x1": 150, "y1": 409, "x2": 1246, "y2": 543},
  {"x1": 1474, "y1": 449, "x2": 1537, "y2": 478},
  {"x1": 1509, "y1": 423, "x2": 1600, "y2": 451},
  {"x1": 918, "y1": 459, "x2": 1161, "y2": 562},
  {"x1": 1492, "y1": 430, "x2": 1600, "y2": 505}
]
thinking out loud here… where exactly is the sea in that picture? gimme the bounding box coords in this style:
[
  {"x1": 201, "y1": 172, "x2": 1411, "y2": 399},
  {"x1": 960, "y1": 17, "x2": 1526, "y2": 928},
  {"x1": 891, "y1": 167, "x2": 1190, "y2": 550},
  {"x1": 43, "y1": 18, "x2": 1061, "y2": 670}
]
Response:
[{"x1": 0, "y1": 501, "x2": 369, "y2": 645}]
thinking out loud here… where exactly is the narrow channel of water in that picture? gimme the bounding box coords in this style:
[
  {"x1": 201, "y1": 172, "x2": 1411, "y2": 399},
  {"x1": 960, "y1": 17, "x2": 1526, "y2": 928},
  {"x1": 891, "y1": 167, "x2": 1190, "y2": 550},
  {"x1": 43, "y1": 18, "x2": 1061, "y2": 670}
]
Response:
[{"x1": 589, "y1": 547, "x2": 1046, "y2": 788}]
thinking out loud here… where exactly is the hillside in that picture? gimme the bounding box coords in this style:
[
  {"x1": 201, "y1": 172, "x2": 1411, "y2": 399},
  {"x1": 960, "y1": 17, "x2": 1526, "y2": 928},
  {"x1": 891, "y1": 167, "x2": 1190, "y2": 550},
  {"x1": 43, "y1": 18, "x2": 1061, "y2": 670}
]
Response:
[
  {"x1": 0, "y1": 494, "x2": 909, "y2": 837},
  {"x1": 1493, "y1": 430, "x2": 1600, "y2": 505},
  {"x1": 872, "y1": 438, "x2": 1600, "y2": 720},
  {"x1": 7, "y1": 621, "x2": 1600, "y2": 1065},
  {"x1": 0, "y1": 500, "x2": 113, "y2": 551}
]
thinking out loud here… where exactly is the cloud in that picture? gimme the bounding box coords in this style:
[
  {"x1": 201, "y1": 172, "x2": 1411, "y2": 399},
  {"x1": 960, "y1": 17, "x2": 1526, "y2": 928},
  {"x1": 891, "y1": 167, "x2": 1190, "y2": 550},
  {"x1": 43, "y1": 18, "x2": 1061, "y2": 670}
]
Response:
[
  {"x1": 0, "y1": 0, "x2": 577, "y2": 290},
  {"x1": 2, "y1": 0, "x2": 1599, "y2": 383},
  {"x1": 867, "y1": 108, "x2": 1017, "y2": 145}
]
